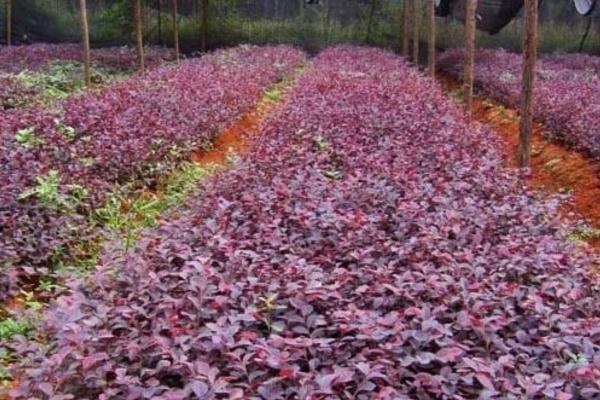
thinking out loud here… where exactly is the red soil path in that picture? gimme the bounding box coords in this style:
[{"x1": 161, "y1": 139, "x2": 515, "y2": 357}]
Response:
[{"x1": 438, "y1": 72, "x2": 600, "y2": 256}]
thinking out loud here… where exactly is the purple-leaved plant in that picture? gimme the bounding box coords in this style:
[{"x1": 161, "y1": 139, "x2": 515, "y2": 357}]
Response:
[
  {"x1": 0, "y1": 45, "x2": 306, "y2": 300},
  {"x1": 9, "y1": 47, "x2": 600, "y2": 399},
  {"x1": 439, "y1": 48, "x2": 600, "y2": 168}
]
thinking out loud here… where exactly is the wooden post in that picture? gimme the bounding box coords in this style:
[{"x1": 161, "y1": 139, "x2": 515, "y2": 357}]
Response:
[
  {"x1": 518, "y1": 0, "x2": 538, "y2": 168},
  {"x1": 79, "y1": 0, "x2": 91, "y2": 87},
  {"x1": 134, "y1": 0, "x2": 145, "y2": 71},
  {"x1": 171, "y1": 0, "x2": 179, "y2": 62},
  {"x1": 413, "y1": 0, "x2": 421, "y2": 64},
  {"x1": 427, "y1": 0, "x2": 435, "y2": 76},
  {"x1": 463, "y1": 0, "x2": 477, "y2": 119},
  {"x1": 402, "y1": 0, "x2": 412, "y2": 58},
  {"x1": 5, "y1": 0, "x2": 11, "y2": 46},
  {"x1": 200, "y1": 0, "x2": 208, "y2": 52}
]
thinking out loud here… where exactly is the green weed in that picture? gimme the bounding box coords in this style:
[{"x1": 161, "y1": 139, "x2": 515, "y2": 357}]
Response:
[
  {"x1": 264, "y1": 88, "x2": 282, "y2": 102},
  {"x1": 19, "y1": 170, "x2": 88, "y2": 212},
  {"x1": 96, "y1": 163, "x2": 211, "y2": 250},
  {"x1": 15, "y1": 127, "x2": 44, "y2": 148}
]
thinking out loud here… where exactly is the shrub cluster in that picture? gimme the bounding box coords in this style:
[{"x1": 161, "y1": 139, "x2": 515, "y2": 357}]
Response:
[
  {"x1": 0, "y1": 45, "x2": 305, "y2": 300},
  {"x1": 11, "y1": 47, "x2": 600, "y2": 399},
  {"x1": 438, "y1": 49, "x2": 600, "y2": 166}
]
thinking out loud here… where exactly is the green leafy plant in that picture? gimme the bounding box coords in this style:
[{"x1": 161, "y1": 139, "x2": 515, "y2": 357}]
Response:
[
  {"x1": 0, "y1": 318, "x2": 33, "y2": 341},
  {"x1": 0, "y1": 348, "x2": 12, "y2": 387},
  {"x1": 97, "y1": 163, "x2": 211, "y2": 250},
  {"x1": 264, "y1": 88, "x2": 282, "y2": 102},
  {"x1": 258, "y1": 293, "x2": 286, "y2": 334},
  {"x1": 19, "y1": 170, "x2": 62, "y2": 209},
  {"x1": 96, "y1": 189, "x2": 161, "y2": 250},
  {"x1": 163, "y1": 163, "x2": 211, "y2": 209},
  {"x1": 15, "y1": 127, "x2": 44, "y2": 148},
  {"x1": 19, "y1": 171, "x2": 88, "y2": 212}
]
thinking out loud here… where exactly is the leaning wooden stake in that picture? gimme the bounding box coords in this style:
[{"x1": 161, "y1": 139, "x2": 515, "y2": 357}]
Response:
[
  {"x1": 427, "y1": 0, "x2": 435, "y2": 76},
  {"x1": 5, "y1": 0, "x2": 12, "y2": 46},
  {"x1": 463, "y1": 0, "x2": 477, "y2": 119},
  {"x1": 134, "y1": 0, "x2": 145, "y2": 71},
  {"x1": 413, "y1": 0, "x2": 421, "y2": 64},
  {"x1": 402, "y1": 0, "x2": 412, "y2": 58},
  {"x1": 200, "y1": 0, "x2": 208, "y2": 52},
  {"x1": 171, "y1": 0, "x2": 180, "y2": 62},
  {"x1": 518, "y1": 0, "x2": 538, "y2": 168},
  {"x1": 79, "y1": 0, "x2": 91, "y2": 87}
]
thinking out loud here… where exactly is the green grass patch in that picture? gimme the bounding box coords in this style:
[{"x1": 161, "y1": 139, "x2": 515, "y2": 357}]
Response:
[{"x1": 96, "y1": 162, "x2": 213, "y2": 250}]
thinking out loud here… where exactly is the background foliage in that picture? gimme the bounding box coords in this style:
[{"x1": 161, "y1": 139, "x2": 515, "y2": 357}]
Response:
[{"x1": 0, "y1": 0, "x2": 599, "y2": 54}]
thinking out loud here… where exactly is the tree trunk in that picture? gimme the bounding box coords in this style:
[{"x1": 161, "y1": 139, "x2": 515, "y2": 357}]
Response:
[
  {"x1": 518, "y1": 0, "x2": 538, "y2": 168},
  {"x1": 402, "y1": 0, "x2": 412, "y2": 58},
  {"x1": 427, "y1": 0, "x2": 435, "y2": 76},
  {"x1": 578, "y1": 16, "x2": 592, "y2": 52},
  {"x1": 412, "y1": 0, "x2": 420, "y2": 64},
  {"x1": 79, "y1": 0, "x2": 91, "y2": 87},
  {"x1": 171, "y1": 0, "x2": 179, "y2": 62},
  {"x1": 463, "y1": 0, "x2": 477, "y2": 119},
  {"x1": 157, "y1": 0, "x2": 162, "y2": 46},
  {"x1": 5, "y1": 0, "x2": 11, "y2": 46},
  {"x1": 200, "y1": 0, "x2": 208, "y2": 52},
  {"x1": 366, "y1": 0, "x2": 377, "y2": 44},
  {"x1": 134, "y1": 0, "x2": 145, "y2": 71}
]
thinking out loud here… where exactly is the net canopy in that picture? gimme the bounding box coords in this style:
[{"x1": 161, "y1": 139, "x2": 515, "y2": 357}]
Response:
[{"x1": 0, "y1": 0, "x2": 598, "y2": 54}]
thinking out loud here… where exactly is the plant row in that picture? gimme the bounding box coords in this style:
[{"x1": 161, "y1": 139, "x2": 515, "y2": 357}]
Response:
[
  {"x1": 0, "y1": 45, "x2": 306, "y2": 301},
  {"x1": 11, "y1": 47, "x2": 600, "y2": 399},
  {"x1": 0, "y1": 44, "x2": 175, "y2": 111},
  {"x1": 438, "y1": 49, "x2": 600, "y2": 166},
  {"x1": 0, "y1": 44, "x2": 174, "y2": 74}
]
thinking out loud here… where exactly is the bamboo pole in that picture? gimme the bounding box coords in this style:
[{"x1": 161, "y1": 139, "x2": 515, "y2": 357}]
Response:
[
  {"x1": 171, "y1": 0, "x2": 179, "y2": 62},
  {"x1": 402, "y1": 0, "x2": 412, "y2": 58},
  {"x1": 134, "y1": 0, "x2": 145, "y2": 71},
  {"x1": 518, "y1": 0, "x2": 539, "y2": 168},
  {"x1": 6, "y1": 0, "x2": 12, "y2": 46},
  {"x1": 79, "y1": 0, "x2": 91, "y2": 87},
  {"x1": 463, "y1": 0, "x2": 477, "y2": 119},
  {"x1": 427, "y1": 0, "x2": 435, "y2": 76},
  {"x1": 413, "y1": 0, "x2": 420, "y2": 64}
]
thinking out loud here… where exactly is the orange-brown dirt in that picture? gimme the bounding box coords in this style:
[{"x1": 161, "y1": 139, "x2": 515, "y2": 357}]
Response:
[
  {"x1": 437, "y1": 72, "x2": 600, "y2": 254},
  {"x1": 191, "y1": 110, "x2": 262, "y2": 166},
  {"x1": 191, "y1": 85, "x2": 290, "y2": 167}
]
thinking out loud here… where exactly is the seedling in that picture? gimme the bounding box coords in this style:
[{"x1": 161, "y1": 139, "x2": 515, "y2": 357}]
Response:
[
  {"x1": 264, "y1": 88, "x2": 281, "y2": 102},
  {"x1": 19, "y1": 170, "x2": 62, "y2": 209},
  {"x1": 19, "y1": 171, "x2": 87, "y2": 213},
  {"x1": 258, "y1": 294, "x2": 286, "y2": 334}
]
